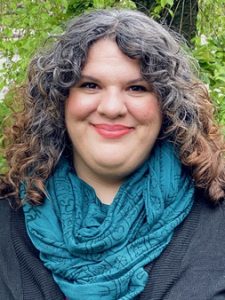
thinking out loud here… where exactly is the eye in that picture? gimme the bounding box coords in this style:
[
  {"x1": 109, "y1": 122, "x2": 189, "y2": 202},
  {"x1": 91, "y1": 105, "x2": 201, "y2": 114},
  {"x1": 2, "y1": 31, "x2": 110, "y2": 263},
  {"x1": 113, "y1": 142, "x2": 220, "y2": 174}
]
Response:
[
  {"x1": 129, "y1": 85, "x2": 147, "y2": 92},
  {"x1": 80, "y1": 82, "x2": 98, "y2": 89}
]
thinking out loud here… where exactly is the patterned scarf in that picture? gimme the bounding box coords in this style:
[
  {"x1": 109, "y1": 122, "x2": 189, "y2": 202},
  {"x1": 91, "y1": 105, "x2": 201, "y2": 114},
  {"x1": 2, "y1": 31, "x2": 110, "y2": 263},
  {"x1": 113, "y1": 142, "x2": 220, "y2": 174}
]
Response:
[{"x1": 22, "y1": 142, "x2": 194, "y2": 299}]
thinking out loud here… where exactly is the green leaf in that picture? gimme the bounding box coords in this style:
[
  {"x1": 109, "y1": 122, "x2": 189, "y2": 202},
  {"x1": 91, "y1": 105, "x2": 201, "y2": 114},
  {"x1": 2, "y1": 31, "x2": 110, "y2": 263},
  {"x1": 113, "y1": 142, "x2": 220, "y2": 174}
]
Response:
[
  {"x1": 160, "y1": 0, "x2": 167, "y2": 8},
  {"x1": 93, "y1": 0, "x2": 105, "y2": 8},
  {"x1": 160, "y1": 0, "x2": 173, "y2": 8}
]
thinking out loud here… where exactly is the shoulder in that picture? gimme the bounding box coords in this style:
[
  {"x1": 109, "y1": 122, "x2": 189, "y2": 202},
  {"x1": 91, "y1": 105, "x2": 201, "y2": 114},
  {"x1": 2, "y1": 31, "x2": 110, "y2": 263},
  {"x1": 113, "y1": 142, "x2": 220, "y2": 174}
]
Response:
[
  {"x1": 173, "y1": 195, "x2": 225, "y2": 299},
  {"x1": 0, "y1": 198, "x2": 13, "y2": 235},
  {"x1": 167, "y1": 197, "x2": 225, "y2": 299},
  {"x1": 0, "y1": 198, "x2": 24, "y2": 300},
  {"x1": 0, "y1": 196, "x2": 23, "y2": 246},
  {"x1": 0, "y1": 197, "x2": 21, "y2": 236},
  {"x1": 184, "y1": 194, "x2": 225, "y2": 261},
  {"x1": 168, "y1": 194, "x2": 225, "y2": 261},
  {"x1": 0, "y1": 197, "x2": 65, "y2": 300},
  {"x1": 139, "y1": 195, "x2": 225, "y2": 300},
  {"x1": 192, "y1": 195, "x2": 225, "y2": 246},
  {"x1": 172, "y1": 194, "x2": 225, "y2": 269},
  {"x1": 0, "y1": 196, "x2": 11, "y2": 210}
]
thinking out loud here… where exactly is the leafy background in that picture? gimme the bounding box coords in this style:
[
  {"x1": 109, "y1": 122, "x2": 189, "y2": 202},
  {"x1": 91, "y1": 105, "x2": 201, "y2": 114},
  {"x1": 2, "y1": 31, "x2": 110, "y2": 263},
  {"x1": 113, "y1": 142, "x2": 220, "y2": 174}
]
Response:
[{"x1": 0, "y1": 0, "x2": 225, "y2": 172}]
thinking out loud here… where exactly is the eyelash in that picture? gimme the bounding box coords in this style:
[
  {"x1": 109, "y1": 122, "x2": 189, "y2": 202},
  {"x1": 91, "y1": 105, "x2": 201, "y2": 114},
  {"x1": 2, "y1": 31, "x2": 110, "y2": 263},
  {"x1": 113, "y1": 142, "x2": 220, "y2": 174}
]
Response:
[
  {"x1": 79, "y1": 82, "x2": 148, "y2": 92},
  {"x1": 129, "y1": 85, "x2": 147, "y2": 92},
  {"x1": 80, "y1": 82, "x2": 98, "y2": 89}
]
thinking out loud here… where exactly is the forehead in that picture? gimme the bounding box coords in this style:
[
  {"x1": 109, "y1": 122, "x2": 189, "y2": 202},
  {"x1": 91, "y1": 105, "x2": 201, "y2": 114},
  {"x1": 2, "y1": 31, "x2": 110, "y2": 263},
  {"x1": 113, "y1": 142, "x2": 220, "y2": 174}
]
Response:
[{"x1": 82, "y1": 38, "x2": 142, "y2": 76}]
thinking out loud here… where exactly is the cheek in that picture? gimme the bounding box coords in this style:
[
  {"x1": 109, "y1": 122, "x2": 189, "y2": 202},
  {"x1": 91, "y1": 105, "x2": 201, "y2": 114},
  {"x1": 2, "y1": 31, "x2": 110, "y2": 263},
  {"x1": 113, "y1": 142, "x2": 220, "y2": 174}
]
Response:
[
  {"x1": 66, "y1": 92, "x2": 97, "y2": 120},
  {"x1": 129, "y1": 100, "x2": 162, "y2": 124}
]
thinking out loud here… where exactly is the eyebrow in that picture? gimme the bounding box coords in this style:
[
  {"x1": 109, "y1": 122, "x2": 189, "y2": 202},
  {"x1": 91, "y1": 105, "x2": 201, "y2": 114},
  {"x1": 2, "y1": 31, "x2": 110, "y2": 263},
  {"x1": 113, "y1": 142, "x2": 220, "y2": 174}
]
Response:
[
  {"x1": 79, "y1": 75, "x2": 100, "y2": 83},
  {"x1": 79, "y1": 75, "x2": 147, "y2": 84}
]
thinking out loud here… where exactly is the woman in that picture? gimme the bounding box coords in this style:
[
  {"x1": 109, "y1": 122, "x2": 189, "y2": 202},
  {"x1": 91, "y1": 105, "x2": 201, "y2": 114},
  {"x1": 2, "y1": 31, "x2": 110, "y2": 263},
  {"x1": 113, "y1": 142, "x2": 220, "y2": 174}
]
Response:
[{"x1": 1, "y1": 9, "x2": 225, "y2": 300}]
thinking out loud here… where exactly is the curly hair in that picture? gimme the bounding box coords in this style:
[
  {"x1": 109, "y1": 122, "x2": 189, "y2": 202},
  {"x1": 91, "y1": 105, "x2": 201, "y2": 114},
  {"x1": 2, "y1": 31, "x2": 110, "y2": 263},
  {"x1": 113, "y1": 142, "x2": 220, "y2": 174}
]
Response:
[{"x1": 1, "y1": 9, "x2": 225, "y2": 205}]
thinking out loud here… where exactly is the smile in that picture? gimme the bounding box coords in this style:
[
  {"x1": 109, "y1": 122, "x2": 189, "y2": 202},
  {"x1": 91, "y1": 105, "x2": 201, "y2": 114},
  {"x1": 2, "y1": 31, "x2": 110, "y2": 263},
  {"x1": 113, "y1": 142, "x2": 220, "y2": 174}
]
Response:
[{"x1": 92, "y1": 124, "x2": 134, "y2": 139}]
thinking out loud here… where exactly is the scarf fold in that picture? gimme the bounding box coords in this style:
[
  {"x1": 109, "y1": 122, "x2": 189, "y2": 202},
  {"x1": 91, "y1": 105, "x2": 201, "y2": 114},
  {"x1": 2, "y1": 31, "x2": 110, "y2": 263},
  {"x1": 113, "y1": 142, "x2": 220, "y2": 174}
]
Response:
[{"x1": 22, "y1": 142, "x2": 194, "y2": 300}]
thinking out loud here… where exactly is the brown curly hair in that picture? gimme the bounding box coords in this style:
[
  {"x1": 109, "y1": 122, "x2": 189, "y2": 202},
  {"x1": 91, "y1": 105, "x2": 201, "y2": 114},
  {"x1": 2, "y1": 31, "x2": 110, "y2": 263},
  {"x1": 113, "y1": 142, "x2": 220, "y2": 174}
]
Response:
[{"x1": 1, "y1": 9, "x2": 225, "y2": 205}]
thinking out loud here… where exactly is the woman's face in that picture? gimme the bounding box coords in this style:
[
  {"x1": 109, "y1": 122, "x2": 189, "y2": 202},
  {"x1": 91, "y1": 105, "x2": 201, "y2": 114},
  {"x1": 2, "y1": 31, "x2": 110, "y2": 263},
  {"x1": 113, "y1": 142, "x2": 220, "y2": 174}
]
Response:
[{"x1": 65, "y1": 38, "x2": 162, "y2": 183}]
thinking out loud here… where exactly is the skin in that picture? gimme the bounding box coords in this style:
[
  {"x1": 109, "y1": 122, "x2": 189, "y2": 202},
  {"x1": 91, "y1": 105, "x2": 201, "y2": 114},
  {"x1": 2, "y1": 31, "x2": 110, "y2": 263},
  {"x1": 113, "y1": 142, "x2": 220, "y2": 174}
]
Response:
[{"x1": 65, "y1": 38, "x2": 162, "y2": 204}]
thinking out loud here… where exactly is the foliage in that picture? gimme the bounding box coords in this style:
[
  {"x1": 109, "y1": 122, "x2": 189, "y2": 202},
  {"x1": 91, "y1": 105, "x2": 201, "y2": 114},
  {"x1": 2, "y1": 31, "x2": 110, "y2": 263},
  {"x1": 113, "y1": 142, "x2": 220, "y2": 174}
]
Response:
[
  {"x1": 0, "y1": 0, "x2": 68, "y2": 90},
  {"x1": 0, "y1": 100, "x2": 10, "y2": 172},
  {"x1": 67, "y1": 0, "x2": 136, "y2": 14},
  {"x1": 0, "y1": 0, "x2": 68, "y2": 169},
  {"x1": 193, "y1": 0, "x2": 225, "y2": 125},
  {"x1": 150, "y1": 0, "x2": 174, "y2": 19}
]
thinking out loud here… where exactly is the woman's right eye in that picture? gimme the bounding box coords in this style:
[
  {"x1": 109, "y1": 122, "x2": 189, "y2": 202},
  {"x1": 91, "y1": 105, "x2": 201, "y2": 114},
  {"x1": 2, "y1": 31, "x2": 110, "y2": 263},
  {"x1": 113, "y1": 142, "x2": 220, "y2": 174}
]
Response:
[{"x1": 80, "y1": 82, "x2": 98, "y2": 89}]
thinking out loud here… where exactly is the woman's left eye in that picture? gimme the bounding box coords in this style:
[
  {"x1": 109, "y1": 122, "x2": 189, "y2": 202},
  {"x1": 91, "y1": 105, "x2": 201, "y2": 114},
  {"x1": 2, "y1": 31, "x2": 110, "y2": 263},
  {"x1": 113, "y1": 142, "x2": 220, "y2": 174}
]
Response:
[{"x1": 129, "y1": 85, "x2": 147, "y2": 92}]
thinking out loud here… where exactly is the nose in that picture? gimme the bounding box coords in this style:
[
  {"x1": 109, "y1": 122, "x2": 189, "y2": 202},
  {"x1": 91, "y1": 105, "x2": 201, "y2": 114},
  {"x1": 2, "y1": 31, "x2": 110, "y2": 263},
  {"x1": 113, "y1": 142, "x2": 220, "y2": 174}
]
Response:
[{"x1": 97, "y1": 89, "x2": 127, "y2": 118}]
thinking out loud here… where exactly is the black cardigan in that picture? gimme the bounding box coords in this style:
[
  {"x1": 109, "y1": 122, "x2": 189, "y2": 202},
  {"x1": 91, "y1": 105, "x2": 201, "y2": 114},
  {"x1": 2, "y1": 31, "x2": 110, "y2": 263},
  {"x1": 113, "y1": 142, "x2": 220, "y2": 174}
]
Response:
[{"x1": 1, "y1": 195, "x2": 225, "y2": 300}]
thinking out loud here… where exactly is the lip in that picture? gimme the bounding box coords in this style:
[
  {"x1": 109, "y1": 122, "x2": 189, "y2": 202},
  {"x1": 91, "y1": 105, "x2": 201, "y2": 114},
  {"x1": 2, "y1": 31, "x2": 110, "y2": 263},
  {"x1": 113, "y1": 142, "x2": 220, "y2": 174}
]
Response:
[{"x1": 92, "y1": 123, "x2": 134, "y2": 139}]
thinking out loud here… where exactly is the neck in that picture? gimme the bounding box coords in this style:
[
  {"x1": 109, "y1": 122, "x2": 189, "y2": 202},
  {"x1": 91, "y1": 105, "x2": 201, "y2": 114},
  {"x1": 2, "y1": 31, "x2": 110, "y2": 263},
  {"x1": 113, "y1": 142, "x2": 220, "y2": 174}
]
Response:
[
  {"x1": 74, "y1": 166, "x2": 123, "y2": 205},
  {"x1": 88, "y1": 179, "x2": 121, "y2": 205},
  {"x1": 73, "y1": 153, "x2": 128, "y2": 204},
  {"x1": 80, "y1": 175, "x2": 122, "y2": 205}
]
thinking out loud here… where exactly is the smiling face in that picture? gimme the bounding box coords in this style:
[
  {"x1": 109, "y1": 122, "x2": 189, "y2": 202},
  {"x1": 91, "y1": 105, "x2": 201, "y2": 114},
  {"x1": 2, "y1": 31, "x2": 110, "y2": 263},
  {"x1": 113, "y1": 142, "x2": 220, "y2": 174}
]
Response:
[{"x1": 65, "y1": 38, "x2": 162, "y2": 185}]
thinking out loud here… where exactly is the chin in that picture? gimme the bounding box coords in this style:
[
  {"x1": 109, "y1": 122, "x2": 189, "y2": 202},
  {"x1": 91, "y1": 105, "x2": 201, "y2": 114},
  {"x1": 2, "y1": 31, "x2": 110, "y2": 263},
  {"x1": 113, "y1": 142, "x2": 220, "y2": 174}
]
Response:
[{"x1": 95, "y1": 158, "x2": 141, "y2": 176}]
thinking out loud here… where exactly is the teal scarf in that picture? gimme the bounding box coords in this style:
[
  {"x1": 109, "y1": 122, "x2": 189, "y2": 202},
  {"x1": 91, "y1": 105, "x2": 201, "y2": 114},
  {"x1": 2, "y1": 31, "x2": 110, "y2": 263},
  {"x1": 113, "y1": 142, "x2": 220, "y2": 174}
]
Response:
[{"x1": 22, "y1": 142, "x2": 194, "y2": 300}]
